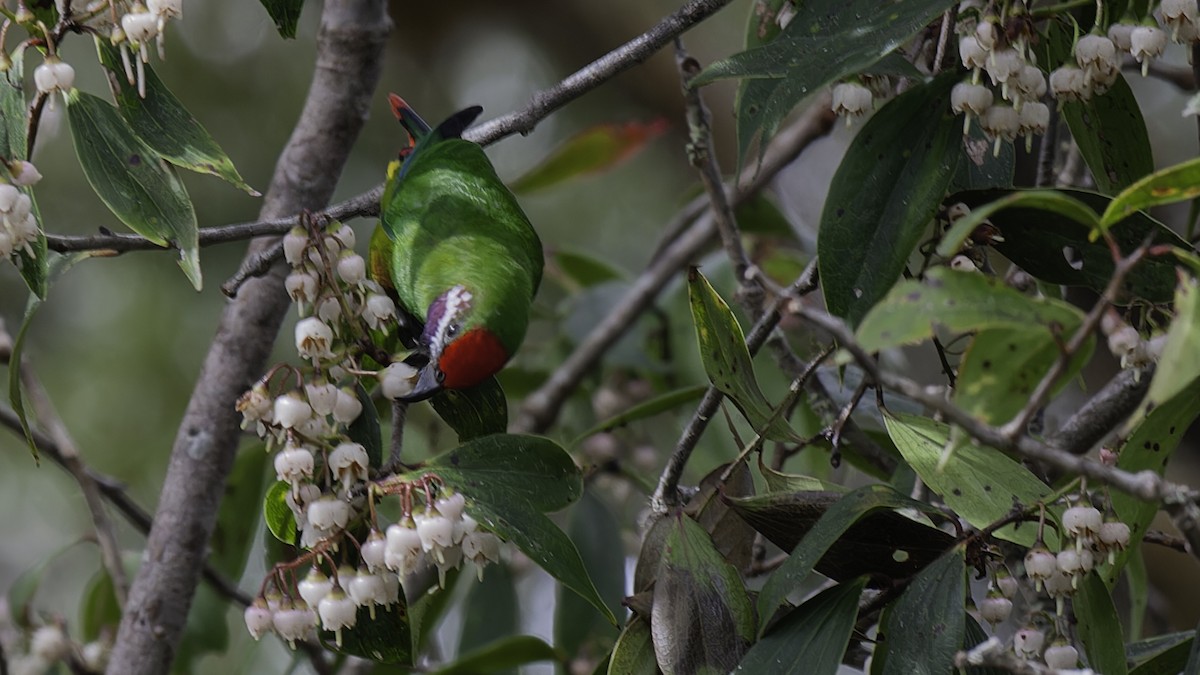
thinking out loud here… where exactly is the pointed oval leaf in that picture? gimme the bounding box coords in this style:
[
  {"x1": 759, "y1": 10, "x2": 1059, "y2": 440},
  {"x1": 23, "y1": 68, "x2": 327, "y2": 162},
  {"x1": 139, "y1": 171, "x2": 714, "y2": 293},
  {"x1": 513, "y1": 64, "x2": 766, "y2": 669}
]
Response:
[
  {"x1": 96, "y1": 41, "x2": 257, "y2": 194},
  {"x1": 1061, "y1": 75, "x2": 1153, "y2": 195},
  {"x1": 608, "y1": 618, "x2": 657, "y2": 675},
  {"x1": 651, "y1": 515, "x2": 756, "y2": 675},
  {"x1": 66, "y1": 89, "x2": 201, "y2": 289},
  {"x1": 937, "y1": 189, "x2": 1100, "y2": 259},
  {"x1": 429, "y1": 377, "x2": 508, "y2": 443},
  {"x1": 460, "y1": 563, "x2": 518, "y2": 654},
  {"x1": 1102, "y1": 156, "x2": 1200, "y2": 229},
  {"x1": 1141, "y1": 277, "x2": 1200, "y2": 412},
  {"x1": 79, "y1": 570, "x2": 121, "y2": 642},
  {"x1": 1128, "y1": 631, "x2": 1194, "y2": 675},
  {"x1": 1075, "y1": 572, "x2": 1129, "y2": 675},
  {"x1": 258, "y1": 0, "x2": 303, "y2": 38},
  {"x1": 951, "y1": 189, "x2": 1189, "y2": 304},
  {"x1": 818, "y1": 73, "x2": 962, "y2": 327},
  {"x1": 0, "y1": 52, "x2": 48, "y2": 298},
  {"x1": 319, "y1": 602, "x2": 413, "y2": 665},
  {"x1": 263, "y1": 480, "x2": 297, "y2": 545},
  {"x1": 415, "y1": 434, "x2": 581, "y2": 512},
  {"x1": 883, "y1": 413, "x2": 1051, "y2": 546},
  {"x1": 510, "y1": 120, "x2": 668, "y2": 194},
  {"x1": 736, "y1": 577, "x2": 866, "y2": 675},
  {"x1": 573, "y1": 385, "x2": 707, "y2": 446},
  {"x1": 879, "y1": 548, "x2": 965, "y2": 675},
  {"x1": 756, "y1": 484, "x2": 938, "y2": 635},
  {"x1": 553, "y1": 249, "x2": 627, "y2": 288},
  {"x1": 857, "y1": 267, "x2": 1085, "y2": 352},
  {"x1": 431, "y1": 635, "x2": 561, "y2": 675},
  {"x1": 688, "y1": 267, "x2": 800, "y2": 442},
  {"x1": 556, "y1": 492, "x2": 625, "y2": 657}
]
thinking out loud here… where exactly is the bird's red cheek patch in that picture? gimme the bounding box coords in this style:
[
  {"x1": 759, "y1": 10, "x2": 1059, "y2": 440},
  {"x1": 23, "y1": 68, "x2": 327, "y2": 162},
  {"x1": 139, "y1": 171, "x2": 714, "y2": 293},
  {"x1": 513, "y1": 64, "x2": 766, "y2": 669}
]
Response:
[{"x1": 439, "y1": 329, "x2": 509, "y2": 389}]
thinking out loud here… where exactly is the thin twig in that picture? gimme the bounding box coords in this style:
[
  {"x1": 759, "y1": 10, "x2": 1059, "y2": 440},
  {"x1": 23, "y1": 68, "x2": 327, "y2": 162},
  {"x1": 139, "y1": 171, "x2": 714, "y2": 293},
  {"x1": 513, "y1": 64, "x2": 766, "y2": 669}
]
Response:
[
  {"x1": 1047, "y1": 365, "x2": 1152, "y2": 454},
  {"x1": 383, "y1": 400, "x2": 408, "y2": 474},
  {"x1": 221, "y1": 240, "x2": 285, "y2": 298},
  {"x1": 1143, "y1": 529, "x2": 1189, "y2": 554},
  {"x1": 932, "y1": 6, "x2": 957, "y2": 75}
]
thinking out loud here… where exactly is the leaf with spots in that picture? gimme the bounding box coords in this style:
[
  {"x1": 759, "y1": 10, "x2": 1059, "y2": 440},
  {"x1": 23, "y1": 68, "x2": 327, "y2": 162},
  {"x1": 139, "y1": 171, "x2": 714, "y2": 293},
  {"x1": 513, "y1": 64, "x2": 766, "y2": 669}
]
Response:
[
  {"x1": 950, "y1": 189, "x2": 1189, "y2": 304},
  {"x1": 736, "y1": 577, "x2": 866, "y2": 675},
  {"x1": 96, "y1": 41, "x2": 258, "y2": 195},
  {"x1": 66, "y1": 89, "x2": 201, "y2": 290},
  {"x1": 756, "y1": 484, "x2": 946, "y2": 635},
  {"x1": 1075, "y1": 572, "x2": 1129, "y2": 675},
  {"x1": 954, "y1": 327, "x2": 1095, "y2": 425},
  {"x1": 856, "y1": 267, "x2": 1084, "y2": 353},
  {"x1": 687, "y1": 267, "x2": 801, "y2": 442},
  {"x1": 817, "y1": 73, "x2": 962, "y2": 327},
  {"x1": 883, "y1": 413, "x2": 1052, "y2": 547},
  {"x1": 1060, "y1": 75, "x2": 1154, "y2": 196},
  {"x1": 692, "y1": 0, "x2": 954, "y2": 167},
  {"x1": 650, "y1": 514, "x2": 755, "y2": 674},
  {"x1": 878, "y1": 548, "x2": 965, "y2": 675},
  {"x1": 1108, "y1": 377, "x2": 1200, "y2": 582},
  {"x1": 949, "y1": 116, "x2": 1015, "y2": 192},
  {"x1": 1101, "y1": 156, "x2": 1200, "y2": 230},
  {"x1": 319, "y1": 603, "x2": 413, "y2": 665}
]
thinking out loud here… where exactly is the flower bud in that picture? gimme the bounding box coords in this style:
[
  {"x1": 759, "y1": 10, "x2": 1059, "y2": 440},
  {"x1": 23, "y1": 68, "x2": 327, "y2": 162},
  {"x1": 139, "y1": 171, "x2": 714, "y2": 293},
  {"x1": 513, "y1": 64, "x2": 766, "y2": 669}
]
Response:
[
  {"x1": 8, "y1": 160, "x2": 42, "y2": 186},
  {"x1": 274, "y1": 392, "x2": 313, "y2": 429},
  {"x1": 379, "y1": 362, "x2": 419, "y2": 400},
  {"x1": 337, "y1": 252, "x2": 366, "y2": 286},
  {"x1": 244, "y1": 600, "x2": 275, "y2": 640},
  {"x1": 332, "y1": 387, "x2": 363, "y2": 424}
]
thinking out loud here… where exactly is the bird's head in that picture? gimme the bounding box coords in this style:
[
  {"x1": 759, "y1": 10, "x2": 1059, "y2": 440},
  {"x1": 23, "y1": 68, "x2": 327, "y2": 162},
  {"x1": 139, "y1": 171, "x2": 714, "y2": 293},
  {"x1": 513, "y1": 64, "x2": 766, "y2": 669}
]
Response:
[{"x1": 397, "y1": 285, "x2": 509, "y2": 401}]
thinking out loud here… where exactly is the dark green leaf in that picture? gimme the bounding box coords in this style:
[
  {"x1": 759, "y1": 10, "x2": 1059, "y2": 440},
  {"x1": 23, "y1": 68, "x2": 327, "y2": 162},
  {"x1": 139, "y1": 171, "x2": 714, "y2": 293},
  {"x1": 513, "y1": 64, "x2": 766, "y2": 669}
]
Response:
[
  {"x1": 633, "y1": 515, "x2": 671, "y2": 594},
  {"x1": 1075, "y1": 572, "x2": 1129, "y2": 675},
  {"x1": 553, "y1": 249, "x2": 627, "y2": 288},
  {"x1": 952, "y1": 189, "x2": 1189, "y2": 304},
  {"x1": 735, "y1": 193, "x2": 795, "y2": 237},
  {"x1": 650, "y1": 515, "x2": 755, "y2": 674},
  {"x1": 608, "y1": 618, "x2": 657, "y2": 675},
  {"x1": 879, "y1": 549, "x2": 965, "y2": 675},
  {"x1": 0, "y1": 48, "x2": 26, "y2": 161},
  {"x1": 738, "y1": 577, "x2": 866, "y2": 674},
  {"x1": 176, "y1": 586, "x2": 229, "y2": 671},
  {"x1": 1061, "y1": 75, "x2": 1153, "y2": 195},
  {"x1": 96, "y1": 41, "x2": 257, "y2": 194},
  {"x1": 413, "y1": 434, "x2": 581, "y2": 513},
  {"x1": 460, "y1": 562, "x2": 518, "y2": 659},
  {"x1": 430, "y1": 635, "x2": 561, "y2": 675},
  {"x1": 937, "y1": 189, "x2": 1100, "y2": 259},
  {"x1": 429, "y1": 377, "x2": 508, "y2": 443},
  {"x1": 1186, "y1": 622, "x2": 1200, "y2": 675},
  {"x1": 757, "y1": 485, "x2": 936, "y2": 635},
  {"x1": 263, "y1": 480, "x2": 297, "y2": 545},
  {"x1": 857, "y1": 267, "x2": 1085, "y2": 353},
  {"x1": 79, "y1": 570, "x2": 120, "y2": 642},
  {"x1": 686, "y1": 461, "x2": 757, "y2": 571},
  {"x1": 963, "y1": 614, "x2": 1007, "y2": 675},
  {"x1": 1128, "y1": 630, "x2": 1193, "y2": 675},
  {"x1": 758, "y1": 454, "x2": 846, "y2": 494},
  {"x1": 348, "y1": 382, "x2": 383, "y2": 468},
  {"x1": 950, "y1": 118, "x2": 1015, "y2": 192},
  {"x1": 510, "y1": 120, "x2": 667, "y2": 194},
  {"x1": 408, "y1": 569, "x2": 461, "y2": 655},
  {"x1": 727, "y1": 489, "x2": 954, "y2": 585},
  {"x1": 573, "y1": 385, "x2": 707, "y2": 446},
  {"x1": 320, "y1": 602, "x2": 413, "y2": 665},
  {"x1": 694, "y1": 0, "x2": 953, "y2": 164},
  {"x1": 883, "y1": 413, "x2": 1051, "y2": 546},
  {"x1": 211, "y1": 447, "x2": 269, "y2": 575},
  {"x1": 688, "y1": 267, "x2": 800, "y2": 441},
  {"x1": 1101, "y1": 156, "x2": 1200, "y2": 229},
  {"x1": 556, "y1": 492, "x2": 625, "y2": 658},
  {"x1": 463, "y1": 499, "x2": 616, "y2": 626},
  {"x1": 66, "y1": 89, "x2": 201, "y2": 289},
  {"x1": 258, "y1": 0, "x2": 304, "y2": 38},
  {"x1": 818, "y1": 74, "x2": 962, "y2": 327}
]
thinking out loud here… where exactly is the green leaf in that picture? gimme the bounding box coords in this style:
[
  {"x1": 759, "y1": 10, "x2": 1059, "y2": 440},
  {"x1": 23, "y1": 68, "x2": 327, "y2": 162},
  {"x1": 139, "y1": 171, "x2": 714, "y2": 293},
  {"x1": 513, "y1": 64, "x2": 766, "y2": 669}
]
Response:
[
  {"x1": 414, "y1": 434, "x2": 581, "y2": 513},
  {"x1": 79, "y1": 570, "x2": 121, "y2": 642},
  {"x1": 556, "y1": 492, "x2": 625, "y2": 658},
  {"x1": 693, "y1": 0, "x2": 953, "y2": 164},
  {"x1": 608, "y1": 618, "x2": 657, "y2": 675},
  {"x1": 573, "y1": 385, "x2": 707, "y2": 445},
  {"x1": 1140, "y1": 277, "x2": 1200, "y2": 414},
  {"x1": 950, "y1": 118, "x2": 1015, "y2": 192},
  {"x1": 1129, "y1": 631, "x2": 1193, "y2": 675},
  {"x1": 687, "y1": 267, "x2": 799, "y2": 441},
  {"x1": 651, "y1": 515, "x2": 755, "y2": 674},
  {"x1": 510, "y1": 120, "x2": 667, "y2": 194},
  {"x1": 951, "y1": 189, "x2": 1189, "y2": 304},
  {"x1": 553, "y1": 249, "x2": 627, "y2": 288},
  {"x1": 429, "y1": 377, "x2": 508, "y2": 443},
  {"x1": 954, "y1": 327, "x2": 1094, "y2": 425},
  {"x1": 463, "y1": 499, "x2": 616, "y2": 626},
  {"x1": 1075, "y1": 572, "x2": 1129, "y2": 675},
  {"x1": 727, "y1": 489, "x2": 954, "y2": 584},
  {"x1": 937, "y1": 189, "x2": 1100, "y2": 259},
  {"x1": 757, "y1": 484, "x2": 940, "y2": 633},
  {"x1": 8, "y1": 552, "x2": 53, "y2": 627},
  {"x1": 175, "y1": 585, "x2": 229, "y2": 672},
  {"x1": 0, "y1": 48, "x2": 26, "y2": 161},
  {"x1": 430, "y1": 635, "x2": 561, "y2": 675},
  {"x1": 879, "y1": 549, "x2": 965, "y2": 675},
  {"x1": 263, "y1": 480, "x2": 297, "y2": 545},
  {"x1": 320, "y1": 602, "x2": 413, "y2": 665},
  {"x1": 96, "y1": 41, "x2": 257, "y2": 195},
  {"x1": 758, "y1": 457, "x2": 846, "y2": 494},
  {"x1": 737, "y1": 577, "x2": 866, "y2": 674},
  {"x1": 686, "y1": 461, "x2": 758, "y2": 571},
  {"x1": 735, "y1": 192, "x2": 796, "y2": 237},
  {"x1": 257, "y1": 0, "x2": 304, "y2": 38},
  {"x1": 348, "y1": 383, "x2": 383, "y2": 468},
  {"x1": 818, "y1": 73, "x2": 962, "y2": 327},
  {"x1": 857, "y1": 267, "x2": 1085, "y2": 353},
  {"x1": 66, "y1": 89, "x2": 201, "y2": 290},
  {"x1": 1061, "y1": 75, "x2": 1153, "y2": 195},
  {"x1": 408, "y1": 569, "x2": 461, "y2": 655},
  {"x1": 1101, "y1": 156, "x2": 1200, "y2": 229},
  {"x1": 460, "y1": 563, "x2": 518, "y2": 657},
  {"x1": 883, "y1": 413, "x2": 1051, "y2": 546}
]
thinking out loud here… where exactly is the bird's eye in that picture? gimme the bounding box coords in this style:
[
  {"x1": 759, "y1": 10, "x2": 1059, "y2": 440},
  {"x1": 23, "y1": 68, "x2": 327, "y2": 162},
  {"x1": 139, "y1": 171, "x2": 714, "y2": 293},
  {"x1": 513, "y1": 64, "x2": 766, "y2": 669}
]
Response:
[
  {"x1": 446, "y1": 323, "x2": 459, "y2": 338},
  {"x1": 436, "y1": 370, "x2": 446, "y2": 383}
]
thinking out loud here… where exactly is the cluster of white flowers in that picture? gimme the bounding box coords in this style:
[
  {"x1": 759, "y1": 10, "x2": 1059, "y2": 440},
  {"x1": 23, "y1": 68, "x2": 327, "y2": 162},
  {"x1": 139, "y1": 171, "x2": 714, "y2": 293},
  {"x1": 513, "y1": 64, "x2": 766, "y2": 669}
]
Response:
[
  {"x1": 970, "y1": 496, "x2": 1131, "y2": 669},
  {"x1": 111, "y1": 0, "x2": 184, "y2": 97},
  {"x1": 0, "y1": 182, "x2": 40, "y2": 261},
  {"x1": 1102, "y1": 310, "x2": 1166, "y2": 371},
  {"x1": 2, "y1": 623, "x2": 110, "y2": 675},
  {"x1": 954, "y1": 2, "x2": 1049, "y2": 155}
]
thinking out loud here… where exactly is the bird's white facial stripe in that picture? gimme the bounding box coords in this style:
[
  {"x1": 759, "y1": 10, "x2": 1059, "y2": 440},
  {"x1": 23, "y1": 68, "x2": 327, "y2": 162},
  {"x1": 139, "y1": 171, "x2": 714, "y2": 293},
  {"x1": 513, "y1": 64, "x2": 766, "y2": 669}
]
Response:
[{"x1": 431, "y1": 285, "x2": 472, "y2": 359}]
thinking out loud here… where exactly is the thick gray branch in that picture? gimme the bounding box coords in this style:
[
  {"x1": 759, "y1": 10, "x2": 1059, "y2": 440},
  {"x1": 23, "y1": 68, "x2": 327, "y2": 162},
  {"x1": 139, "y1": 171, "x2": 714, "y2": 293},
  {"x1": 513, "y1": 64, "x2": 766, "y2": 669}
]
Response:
[{"x1": 105, "y1": 3, "x2": 390, "y2": 673}]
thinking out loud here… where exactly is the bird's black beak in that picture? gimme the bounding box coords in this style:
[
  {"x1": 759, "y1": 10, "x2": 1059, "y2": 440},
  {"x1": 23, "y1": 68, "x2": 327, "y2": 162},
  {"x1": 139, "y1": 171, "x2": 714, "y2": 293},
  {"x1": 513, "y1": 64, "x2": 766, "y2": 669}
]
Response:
[{"x1": 396, "y1": 350, "x2": 443, "y2": 402}]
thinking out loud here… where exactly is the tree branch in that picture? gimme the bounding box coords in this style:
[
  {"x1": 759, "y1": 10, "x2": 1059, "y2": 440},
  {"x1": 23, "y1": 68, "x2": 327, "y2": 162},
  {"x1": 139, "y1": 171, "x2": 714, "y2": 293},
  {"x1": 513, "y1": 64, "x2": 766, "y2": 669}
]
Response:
[{"x1": 105, "y1": 2, "x2": 391, "y2": 673}]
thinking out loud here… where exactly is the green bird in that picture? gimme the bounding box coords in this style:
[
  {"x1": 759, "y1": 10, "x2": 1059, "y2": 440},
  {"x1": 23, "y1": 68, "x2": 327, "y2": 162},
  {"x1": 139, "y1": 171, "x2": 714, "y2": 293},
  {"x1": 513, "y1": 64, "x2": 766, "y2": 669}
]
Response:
[{"x1": 371, "y1": 95, "x2": 543, "y2": 401}]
